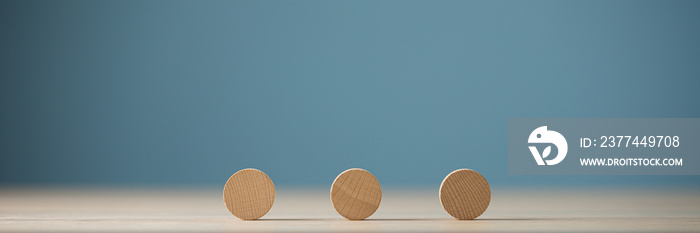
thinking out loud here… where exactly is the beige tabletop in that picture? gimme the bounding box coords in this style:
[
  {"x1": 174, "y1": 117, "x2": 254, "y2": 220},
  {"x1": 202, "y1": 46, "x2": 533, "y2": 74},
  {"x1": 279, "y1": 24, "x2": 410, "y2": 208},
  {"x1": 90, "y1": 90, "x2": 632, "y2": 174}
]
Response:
[{"x1": 1, "y1": 185, "x2": 698, "y2": 232}]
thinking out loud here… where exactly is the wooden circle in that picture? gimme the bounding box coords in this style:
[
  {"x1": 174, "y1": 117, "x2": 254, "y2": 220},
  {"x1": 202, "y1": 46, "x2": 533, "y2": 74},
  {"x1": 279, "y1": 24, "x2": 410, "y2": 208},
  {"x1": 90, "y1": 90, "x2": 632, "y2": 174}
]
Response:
[
  {"x1": 330, "y1": 168, "x2": 382, "y2": 220},
  {"x1": 439, "y1": 169, "x2": 491, "y2": 220},
  {"x1": 223, "y1": 168, "x2": 275, "y2": 220}
]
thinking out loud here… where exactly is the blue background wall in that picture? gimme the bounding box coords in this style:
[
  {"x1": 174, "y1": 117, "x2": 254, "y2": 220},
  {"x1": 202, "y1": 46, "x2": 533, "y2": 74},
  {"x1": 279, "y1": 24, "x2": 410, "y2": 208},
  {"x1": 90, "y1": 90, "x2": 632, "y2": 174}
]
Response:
[{"x1": 1, "y1": 0, "x2": 699, "y2": 186}]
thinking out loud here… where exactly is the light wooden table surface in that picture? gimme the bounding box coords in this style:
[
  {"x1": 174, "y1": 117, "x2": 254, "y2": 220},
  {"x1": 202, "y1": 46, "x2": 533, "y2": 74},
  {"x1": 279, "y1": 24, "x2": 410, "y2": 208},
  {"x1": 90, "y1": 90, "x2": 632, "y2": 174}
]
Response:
[{"x1": 1, "y1": 186, "x2": 698, "y2": 232}]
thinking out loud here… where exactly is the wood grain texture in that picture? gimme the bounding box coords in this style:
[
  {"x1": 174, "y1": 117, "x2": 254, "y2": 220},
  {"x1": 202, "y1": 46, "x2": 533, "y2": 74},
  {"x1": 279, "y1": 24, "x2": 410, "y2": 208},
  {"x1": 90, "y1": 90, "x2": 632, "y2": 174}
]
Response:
[
  {"x1": 1, "y1": 186, "x2": 699, "y2": 232},
  {"x1": 439, "y1": 169, "x2": 491, "y2": 220},
  {"x1": 223, "y1": 168, "x2": 275, "y2": 220},
  {"x1": 330, "y1": 168, "x2": 382, "y2": 220}
]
